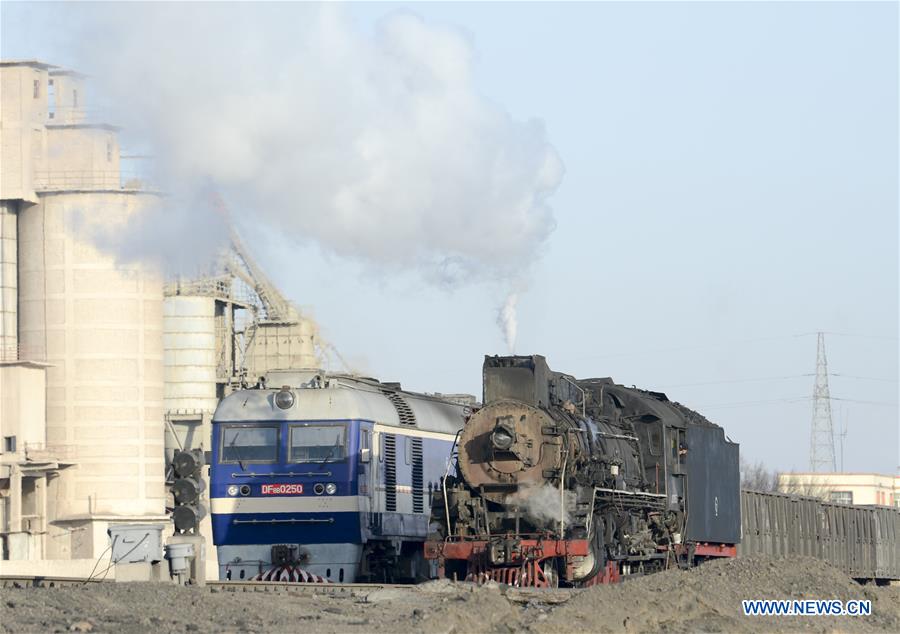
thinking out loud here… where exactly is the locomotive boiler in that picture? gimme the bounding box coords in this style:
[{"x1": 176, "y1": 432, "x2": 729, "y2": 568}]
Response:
[{"x1": 425, "y1": 355, "x2": 741, "y2": 586}]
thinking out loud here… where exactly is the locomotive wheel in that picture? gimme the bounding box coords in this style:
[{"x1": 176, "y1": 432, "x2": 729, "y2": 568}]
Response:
[
  {"x1": 571, "y1": 527, "x2": 606, "y2": 583},
  {"x1": 542, "y1": 560, "x2": 560, "y2": 588}
]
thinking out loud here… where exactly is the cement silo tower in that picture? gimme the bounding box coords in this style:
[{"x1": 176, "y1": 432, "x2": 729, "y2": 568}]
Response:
[{"x1": 1, "y1": 61, "x2": 166, "y2": 560}]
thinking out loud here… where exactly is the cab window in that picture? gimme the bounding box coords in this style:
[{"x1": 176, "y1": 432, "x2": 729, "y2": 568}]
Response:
[
  {"x1": 220, "y1": 425, "x2": 279, "y2": 463},
  {"x1": 290, "y1": 424, "x2": 347, "y2": 463}
]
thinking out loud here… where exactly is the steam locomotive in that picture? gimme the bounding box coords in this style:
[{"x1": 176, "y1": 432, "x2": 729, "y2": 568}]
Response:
[{"x1": 425, "y1": 355, "x2": 741, "y2": 587}]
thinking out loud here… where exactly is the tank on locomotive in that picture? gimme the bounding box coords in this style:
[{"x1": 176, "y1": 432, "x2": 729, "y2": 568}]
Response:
[
  {"x1": 427, "y1": 355, "x2": 741, "y2": 585},
  {"x1": 210, "y1": 368, "x2": 469, "y2": 582}
]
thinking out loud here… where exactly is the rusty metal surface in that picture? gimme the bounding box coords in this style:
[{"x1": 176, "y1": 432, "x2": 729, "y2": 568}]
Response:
[{"x1": 457, "y1": 400, "x2": 561, "y2": 503}]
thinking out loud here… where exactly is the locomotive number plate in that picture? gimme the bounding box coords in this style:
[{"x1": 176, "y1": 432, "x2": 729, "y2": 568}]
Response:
[{"x1": 261, "y1": 483, "x2": 304, "y2": 495}]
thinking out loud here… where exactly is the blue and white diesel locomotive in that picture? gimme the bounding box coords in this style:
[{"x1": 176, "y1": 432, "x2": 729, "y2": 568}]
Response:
[{"x1": 210, "y1": 369, "x2": 470, "y2": 582}]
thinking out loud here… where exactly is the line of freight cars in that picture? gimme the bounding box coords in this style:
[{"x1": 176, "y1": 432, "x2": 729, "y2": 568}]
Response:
[{"x1": 740, "y1": 490, "x2": 899, "y2": 584}]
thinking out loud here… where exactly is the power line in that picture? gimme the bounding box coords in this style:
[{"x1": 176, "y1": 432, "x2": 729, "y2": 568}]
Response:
[
  {"x1": 829, "y1": 373, "x2": 899, "y2": 383},
  {"x1": 808, "y1": 331, "x2": 899, "y2": 341},
  {"x1": 698, "y1": 396, "x2": 809, "y2": 410},
  {"x1": 659, "y1": 372, "x2": 896, "y2": 389},
  {"x1": 567, "y1": 333, "x2": 810, "y2": 362},
  {"x1": 693, "y1": 394, "x2": 897, "y2": 411},
  {"x1": 658, "y1": 374, "x2": 812, "y2": 388},
  {"x1": 568, "y1": 331, "x2": 897, "y2": 363},
  {"x1": 829, "y1": 397, "x2": 899, "y2": 407}
]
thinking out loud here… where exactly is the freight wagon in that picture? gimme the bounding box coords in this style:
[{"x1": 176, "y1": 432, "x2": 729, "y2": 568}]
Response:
[{"x1": 740, "y1": 490, "x2": 900, "y2": 584}]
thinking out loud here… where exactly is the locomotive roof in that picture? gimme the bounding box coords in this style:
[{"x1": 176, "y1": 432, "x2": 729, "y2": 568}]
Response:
[
  {"x1": 584, "y1": 379, "x2": 718, "y2": 428},
  {"x1": 212, "y1": 371, "x2": 469, "y2": 435}
]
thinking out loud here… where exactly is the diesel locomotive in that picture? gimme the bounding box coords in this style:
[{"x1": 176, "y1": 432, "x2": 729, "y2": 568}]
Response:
[
  {"x1": 209, "y1": 369, "x2": 470, "y2": 582},
  {"x1": 425, "y1": 354, "x2": 741, "y2": 586}
]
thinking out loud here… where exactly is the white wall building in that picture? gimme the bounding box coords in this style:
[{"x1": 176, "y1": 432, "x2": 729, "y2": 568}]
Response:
[{"x1": 777, "y1": 472, "x2": 900, "y2": 507}]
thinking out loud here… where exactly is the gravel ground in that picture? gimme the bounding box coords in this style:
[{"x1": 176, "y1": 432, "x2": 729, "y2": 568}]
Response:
[{"x1": 2, "y1": 556, "x2": 898, "y2": 633}]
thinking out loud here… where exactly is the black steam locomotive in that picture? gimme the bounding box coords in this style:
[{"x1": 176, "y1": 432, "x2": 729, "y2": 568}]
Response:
[{"x1": 425, "y1": 355, "x2": 740, "y2": 587}]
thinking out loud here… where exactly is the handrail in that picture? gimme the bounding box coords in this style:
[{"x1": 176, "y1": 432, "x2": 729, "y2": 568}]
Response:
[
  {"x1": 231, "y1": 471, "x2": 333, "y2": 478},
  {"x1": 232, "y1": 517, "x2": 334, "y2": 525},
  {"x1": 31, "y1": 170, "x2": 156, "y2": 192}
]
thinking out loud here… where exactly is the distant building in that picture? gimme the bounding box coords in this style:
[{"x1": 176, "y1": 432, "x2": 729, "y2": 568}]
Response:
[{"x1": 777, "y1": 472, "x2": 900, "y2": 507}]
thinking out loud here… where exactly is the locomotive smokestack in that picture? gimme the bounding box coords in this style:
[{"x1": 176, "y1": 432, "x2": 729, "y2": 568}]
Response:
[{"x1": 482, "y1": 354, "x2": 552, "y2": 407}]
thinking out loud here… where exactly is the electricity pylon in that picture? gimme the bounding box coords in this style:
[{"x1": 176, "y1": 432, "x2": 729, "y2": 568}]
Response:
[{"x1": 809, "y1": 332, "x2": 836, "y2": 472}]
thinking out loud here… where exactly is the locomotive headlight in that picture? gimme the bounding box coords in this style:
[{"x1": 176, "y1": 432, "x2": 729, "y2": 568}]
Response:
[
  {"x1": 227, "y1": 485, "x2": 239, "y2": 497},
  {"x1": 491, "y1": 425, "x2": 515, "y2": 451},
  {"x1": 274, "y1": 387, "x2": 295, "y2": 410},
  {"x1": 313, "y1": 483, "x2": 325, "y2": 495},
  {"x1": 325, "y1": 483, "x2": 337, "y2": 495}
]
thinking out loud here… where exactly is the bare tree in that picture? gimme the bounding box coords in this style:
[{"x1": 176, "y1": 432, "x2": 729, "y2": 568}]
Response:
[
  {"x1": 777, "y1": 471, "x2": 831, "y2": 499},
  {"x1": 740, "y1": 458, "x2": 778, "y2": 492}
]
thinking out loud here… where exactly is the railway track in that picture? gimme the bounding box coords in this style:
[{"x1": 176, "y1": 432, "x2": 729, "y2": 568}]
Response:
[
  {"x1": 0, "y1": 575, "x2": 413, "y2": 595},
  {"x1": 0, "y1": 576, "x2": 107, "y2": 588},
  {"x1": 208, "y1": 580, "x2": 415, "y2": 595}
]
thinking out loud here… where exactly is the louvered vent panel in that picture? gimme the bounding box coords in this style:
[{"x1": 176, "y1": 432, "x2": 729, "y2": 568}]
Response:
[
  {"x1": 384, "y1": 434, "x2": 397, "y2": 512},
  {"x1": 411, "y1": 438, "x2": 424, "y2": 514},
  {"x1": 383, "y1": 391, "x2": 417, "y2": 426}
]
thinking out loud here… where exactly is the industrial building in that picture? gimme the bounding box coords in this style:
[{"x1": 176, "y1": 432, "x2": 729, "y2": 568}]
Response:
[
  {"x1": 778, "y1": 472, "x2": 900, "y2": 507},
  {"x1": 0, "y1": 60, "x2": 321, "y2": 575}
]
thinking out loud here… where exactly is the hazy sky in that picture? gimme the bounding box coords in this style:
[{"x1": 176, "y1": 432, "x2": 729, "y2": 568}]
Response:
[{"x1": 3, "y1": 2, "x2": 897, "y2": 474}]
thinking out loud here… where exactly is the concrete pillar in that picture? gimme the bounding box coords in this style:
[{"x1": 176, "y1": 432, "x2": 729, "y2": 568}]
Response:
[
  {"x1": 0, "y1": 201, "x2": 17, "y2": 359},
  {"x1": 35, "y1": 473, "x2": 47, "y2": 558},
  {"x1": 9, "y1": 465, "x2": 22, "y2": 533}
]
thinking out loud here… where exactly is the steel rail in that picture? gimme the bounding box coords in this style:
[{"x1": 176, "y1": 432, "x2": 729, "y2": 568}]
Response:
[
  {"x1": 0, "y1": 576, "x2": 414, "y2": 595},
  {"x1": 0, "y1": 576, "x2": 107, "y2": 588},
  {"x1": 208, "y1": 580, "x2": 415, "y2": 595}
]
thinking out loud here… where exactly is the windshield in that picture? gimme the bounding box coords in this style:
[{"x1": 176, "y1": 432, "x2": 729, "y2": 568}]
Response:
[
  {"x1": 290, "y1": 424, "x2": 346, "y2": 463},
  {"x1": 220, "y1": 426, "x2": 278, "y2": 463}
]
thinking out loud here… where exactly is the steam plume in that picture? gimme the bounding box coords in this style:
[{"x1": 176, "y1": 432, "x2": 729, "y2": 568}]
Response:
[
  {"x1": 497, "y1": 291, "x2": 519, "y2": 353},
  {"x1": 506, "y1": 484, "x2": 574, "y2": 527},
  {"x1": 64, "y1": 4, "x2": 563, "y2": 343}
]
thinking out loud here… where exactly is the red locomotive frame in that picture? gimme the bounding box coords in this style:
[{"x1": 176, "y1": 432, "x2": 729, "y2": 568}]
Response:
[{"x1": 424, "y1": 536, "x2": 736, "y2": 587}]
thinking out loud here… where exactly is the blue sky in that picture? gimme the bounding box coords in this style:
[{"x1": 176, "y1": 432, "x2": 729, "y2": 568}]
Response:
[{"x1": 3, "y1": 2, "x2": 897, "y2": 474}]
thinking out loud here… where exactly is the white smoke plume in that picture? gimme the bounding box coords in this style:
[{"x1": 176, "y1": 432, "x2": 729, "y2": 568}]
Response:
[
  {"x1": 497, "y1": 291, "x2": 519, "y2": 353},
  {"x1": 63, "y1": 4, "x2": 563, "y2": 342},
  {"x1": 505, "y1": 484, "x2": 574, "y2": 527}
]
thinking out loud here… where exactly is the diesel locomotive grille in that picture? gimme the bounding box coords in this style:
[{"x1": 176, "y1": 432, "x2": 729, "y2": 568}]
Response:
[
  {"x1": 384, "y1": 434, "x2": 397, "y2": 512},
  {"x1": 411, "y1": 437, "x2": 424, "y2": 513},
  {"x1": 384, "y1": 391, "x2": 417, "y2": 426}
]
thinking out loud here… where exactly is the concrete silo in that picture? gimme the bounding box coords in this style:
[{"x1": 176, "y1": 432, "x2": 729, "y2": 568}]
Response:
[
  {"x1": 163, "y1": 295, "x2": 218, "y2": 458},
  {"x1": 17, "y1": 191, "x2": 167, "y2": 558},
  {"x1": 2, "y1": 60, "x2": 166, "y2": 561}
]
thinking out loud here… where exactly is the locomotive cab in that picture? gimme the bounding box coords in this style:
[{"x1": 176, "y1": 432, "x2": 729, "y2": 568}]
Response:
[{"x1": 211, "y1": 381, "x2": 368, "y2": 582}]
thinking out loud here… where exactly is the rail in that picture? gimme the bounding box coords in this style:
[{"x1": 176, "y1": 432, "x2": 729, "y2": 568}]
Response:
[
  {"x1": 0, "y1": 575, "x2": 414, "y2": 595},
  {"x1": 208, "y1": 580, "x2": 415, "y2": 595},
  {"x1": 0, "y1": 576, "x2": 105, "y2": 588}
]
